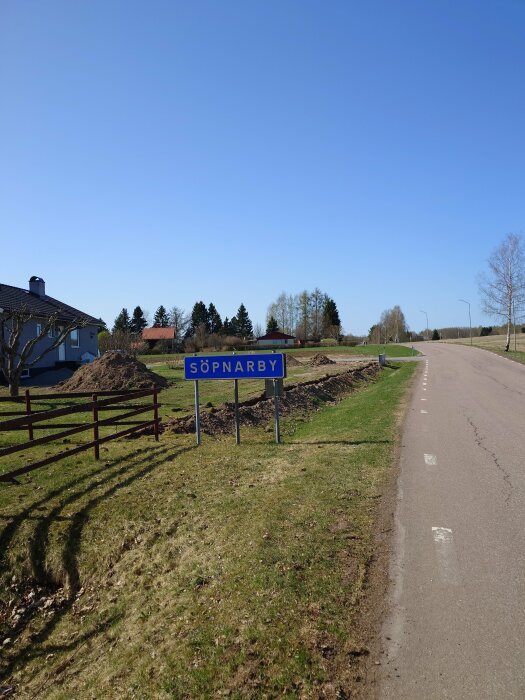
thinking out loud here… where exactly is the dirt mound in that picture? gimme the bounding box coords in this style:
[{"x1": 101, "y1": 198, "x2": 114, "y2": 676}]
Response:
[
  {"x1": 58, "y1": 352, "x2": 169, "y2": 392},
  {"x1": 308, "y1": 353, "x2": 336, "y2": 366},
  {"x1": 284, "y1": 354, "x2": 303, "y2": 367},
  {"x1": 165, "y1": 363, "x2": 379, "y2": 436}
]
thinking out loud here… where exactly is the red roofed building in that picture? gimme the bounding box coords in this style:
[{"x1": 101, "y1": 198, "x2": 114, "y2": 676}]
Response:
[
  {"x1": 142, "y1": 327, "x2": 177, "y2": 350},
  {"x1": 256, "y1": 331, "x2": 296, "y2": 347}
]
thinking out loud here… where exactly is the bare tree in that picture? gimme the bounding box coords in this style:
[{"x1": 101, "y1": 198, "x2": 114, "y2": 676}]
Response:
[
  {"x1": 479, "y1": 233, "x2": 525, "y2": 352},
  {"x1": 98, "y1": 329, "x2": 143, "y2": 356},
  {"x1": 169, "y1": 306, "x2": 190, "y2": 347},
  {"x1": 310, "y1": 288, "x2": 326, "y2": 340},
  {"x1": 0, "y1": 307, "x2": 88, "y2": 397},
  {"x1": 267, "y1": 292, "x2": 288, "y2": 334},
  {"x1": 296, "y1": 290, "x2": 311, "y2": 341},
  {"x1": 370, "y1": 306, "x2": 410, "y2": 344}
]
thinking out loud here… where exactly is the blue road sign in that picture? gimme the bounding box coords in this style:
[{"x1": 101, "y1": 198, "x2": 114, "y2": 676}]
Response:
[{"x1": 184, "y1": 353, "x2": 285, "y2": 380}]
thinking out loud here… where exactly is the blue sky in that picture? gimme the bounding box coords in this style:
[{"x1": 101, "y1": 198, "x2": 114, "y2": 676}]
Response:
[{"x1": 1, "y1": 1, "x2": 524, "y2": 335}]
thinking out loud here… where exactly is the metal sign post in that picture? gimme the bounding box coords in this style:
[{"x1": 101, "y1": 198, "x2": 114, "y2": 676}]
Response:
[
  {"x1": 194, "y1": 380, "x2": 201, "y2": 446},
  {"x1": 184, "y1": 353, "x2": 286, "y2": 446},
  {"x1": 234, "y1": 379, "x2": 240, "y2": 445},
  {"x1": 273, "y1": 379, "x2": 281, "y2": 444}
]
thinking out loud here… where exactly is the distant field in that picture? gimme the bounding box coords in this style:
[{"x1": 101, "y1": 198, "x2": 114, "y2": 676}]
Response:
[
  {"x1": 443, "y1": 333, "x2": 525, "y2": 364},
  {"x1": 139, "y1": 344, "x2": 418, "y2": 366}
]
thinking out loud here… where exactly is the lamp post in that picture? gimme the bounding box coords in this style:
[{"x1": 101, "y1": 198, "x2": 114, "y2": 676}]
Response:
[
  {"x1": 458, "y1": 299, "x2": 472, "y2": 346},
  {"x1": 420, "y1": 310, "x2": 429, "y2": 340}
]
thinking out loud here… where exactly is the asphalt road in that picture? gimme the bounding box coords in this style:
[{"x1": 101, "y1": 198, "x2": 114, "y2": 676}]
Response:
[{"x1": 380, "y1": 343, "x2": 525, "y2": 699}]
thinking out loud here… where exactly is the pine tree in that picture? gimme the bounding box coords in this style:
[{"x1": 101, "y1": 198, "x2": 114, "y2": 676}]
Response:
[
  {"x1": 234, "y1": 303, "x2": 253, "y2": 339},
  {"x1": 266, "y1": 316, "x2": 279, "y2": 333},
  {"x1": 208, "y1": 303, "x2": 223, "y2": 334},
  {"x1": 113, "y1": 308, "x2": 131, "y2": 333},
  {"x1": 153, "y1": 305, "x2": 170, "y2": 327},
  {"x1": 188, "y1": 301, "x2": 210, "y2": 336},
  {"x1": 130, "y1": 306, "x2": 148, "y2": 334},
  {"x1": 322, "y1": 297, "x2": 341, "y2": 339},
  {"x1": 222, "y1": 317, "x2": 232, "y2": 336}
]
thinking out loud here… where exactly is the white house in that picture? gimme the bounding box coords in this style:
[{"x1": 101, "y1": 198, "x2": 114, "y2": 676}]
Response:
[{"x1": 256, "y1": 331, "x2": 296, "y2": 347}]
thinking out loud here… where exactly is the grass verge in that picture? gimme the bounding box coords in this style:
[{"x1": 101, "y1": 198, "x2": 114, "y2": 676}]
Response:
[
  {"x1": 443, "y1": 334, "x2": 525, "y2": 365},
  {"x1": 0, "y1": 361, "x2": 417, "y2": 699}
]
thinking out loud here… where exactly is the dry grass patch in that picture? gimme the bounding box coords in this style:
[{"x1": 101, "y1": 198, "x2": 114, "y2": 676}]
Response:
[{"x1": 443, "y1": 333, "x2": 525, "y2": 364}]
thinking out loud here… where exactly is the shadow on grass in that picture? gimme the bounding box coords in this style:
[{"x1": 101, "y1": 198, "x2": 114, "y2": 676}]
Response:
[
  {"x1": 0, "y1": 441, "x2": 196, "y2": 683},
  {"x1": 383, "y1": 362, "x2": 401, "y2": 370}
]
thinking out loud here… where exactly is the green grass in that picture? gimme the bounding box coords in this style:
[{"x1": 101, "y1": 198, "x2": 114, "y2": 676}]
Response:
[
  {"x1": 0, "y1": 362, "x2": 417, "y2": 698},
  {"x1": 0, "y1": 364, "x2": 355, "y2": 465},
  {"x1": 139, "y1": 343, "x2": 418, "y2": 366}
]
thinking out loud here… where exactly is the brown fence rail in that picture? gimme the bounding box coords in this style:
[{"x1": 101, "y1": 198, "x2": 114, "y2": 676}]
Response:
[{"x1": 0, "y1": 387, "x2": 161, "y2": 483}]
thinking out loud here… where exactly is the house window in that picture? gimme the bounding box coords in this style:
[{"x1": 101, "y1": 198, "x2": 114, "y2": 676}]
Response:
[
  {"x1": 70, "y1": 329, "x2": 80, "y2": 348},
  {"x1": 36, "y1": 323, "x2": 42, "y2": 336},
  {"x1": 48, "y1": 324, "x2": 54, "y2": 338}
]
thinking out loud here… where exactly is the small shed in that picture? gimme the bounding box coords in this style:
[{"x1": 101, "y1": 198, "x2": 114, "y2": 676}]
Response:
[{"x1": 256, "y1": 331, "x2": 296, "y2": 347}]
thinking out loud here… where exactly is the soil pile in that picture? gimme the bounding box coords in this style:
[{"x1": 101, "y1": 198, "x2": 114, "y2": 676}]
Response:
[
  {"x1": 58, "y1": 352, "x2": 169, "y2": 392},
  {"x1": 308, "y1": 353, "x2": 336, "y2": 366},
  {"x1": 284, "y1": 354, "x2": 303, "y2": 367},
  {"x1": 165, "y1": 362, "x2": 379, "y2": 436}
]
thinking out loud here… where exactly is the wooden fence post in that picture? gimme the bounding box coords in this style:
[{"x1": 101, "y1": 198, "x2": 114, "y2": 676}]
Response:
[
  {"x1": 92, "y1": 394, "x2": 100, "y2": 459},
  {"x1": 25, "y1": 389, "x2": 34, "y2": 441},
  {"x1": 153, "y1": 384, "x2": 159, "y2": 442}
]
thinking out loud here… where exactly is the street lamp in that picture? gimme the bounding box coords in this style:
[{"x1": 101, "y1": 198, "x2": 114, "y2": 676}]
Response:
[
  {"x1": 420, "y1": 310, "x2": 429, "y2": 340},
  {"x1": 458, "y1": 299, "x2": 472, "y2": 346}
]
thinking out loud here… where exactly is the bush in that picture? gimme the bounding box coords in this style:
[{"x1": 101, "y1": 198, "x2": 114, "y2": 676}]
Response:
[
  {"x1": 184, "y1": 337, "x2": 198, "y2": 353},
  {"x1": 221, "y1": 335, "x2": 243, "y2": 350},
  {"x1": 204, "y1": 334, "x2": 223, "y2": 351}
]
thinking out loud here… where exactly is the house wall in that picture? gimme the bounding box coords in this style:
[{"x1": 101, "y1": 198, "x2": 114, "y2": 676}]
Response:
[
  {"x1": 256, "y1": 338, "x2": 294, "y2": 347},
  {"x1": 3, "y1": 321, "x2": 99, "y2": 371}
]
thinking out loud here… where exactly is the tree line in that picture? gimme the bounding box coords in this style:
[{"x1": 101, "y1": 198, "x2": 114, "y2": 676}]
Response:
[
  {"x1": 110, "y1": 289, "x2": 343, "y2": 349},
  {"x1": 108, "y1": 302, "x2": 255, "y2": 352},
  {"x1": 266, "y1": 289, "x2": 341, "y2": 341},
  {"x1": 368, "y1": 306, "x2": 412, "y2": 344}
]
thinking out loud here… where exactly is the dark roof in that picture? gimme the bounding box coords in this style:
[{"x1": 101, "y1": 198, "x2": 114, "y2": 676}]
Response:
[
  {"x1": 143, "y1": 327, "x2": 176, "y2": 340},
  {"x1": 257, "y1": 331, "x2": 296, "y2": 340},
  {"x1": 0, "y1": 282, "x2": 99, "y2": 324}
]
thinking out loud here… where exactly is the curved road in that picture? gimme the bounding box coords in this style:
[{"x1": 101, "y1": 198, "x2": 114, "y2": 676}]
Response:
[{"x1": 380, "y1": 343, "x2": 525, "y2": 699}]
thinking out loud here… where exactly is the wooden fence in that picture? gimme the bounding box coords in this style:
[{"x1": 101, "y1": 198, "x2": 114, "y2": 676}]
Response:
[{"x1": 0, "y1": 387, "x2": 160, "y2": 483}]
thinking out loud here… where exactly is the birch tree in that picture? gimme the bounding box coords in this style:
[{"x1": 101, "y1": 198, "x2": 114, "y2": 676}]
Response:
[
  {"x1": 479, "y1": 233, "x2": 525, "y2": 352},
  {"x1": 310, "y1": 288, "x2": 326, "y2": 340}
]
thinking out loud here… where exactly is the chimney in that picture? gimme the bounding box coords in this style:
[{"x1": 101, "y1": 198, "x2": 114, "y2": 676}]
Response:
[{"x1": 29, "y1": 276, "x2": 46, "y2": 298}]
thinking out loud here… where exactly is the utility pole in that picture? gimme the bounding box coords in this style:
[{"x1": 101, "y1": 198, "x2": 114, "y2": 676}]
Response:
[{"x1": 459, "y1": 299, "x2": 472, "y2": 346}]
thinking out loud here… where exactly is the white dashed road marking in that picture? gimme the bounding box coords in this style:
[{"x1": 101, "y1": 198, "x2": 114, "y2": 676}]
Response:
[
  {"x1": 420, "y1": 409, "x2": 428, "y2": 414},
  {"x1": 432, "y1": 527, "x2": 460, "y2": 585},
  {"x1": 424, "y1": 454, "x2": 437, "y2": 465}
]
